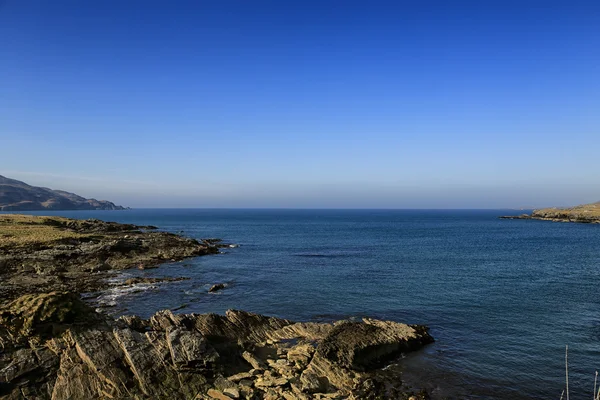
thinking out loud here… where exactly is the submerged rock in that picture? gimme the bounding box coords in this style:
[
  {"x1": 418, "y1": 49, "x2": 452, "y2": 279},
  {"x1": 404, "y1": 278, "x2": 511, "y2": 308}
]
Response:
[
  {"x1": 209, "y1": 283, "x2": 227, "y2": 293},
  {"x1": 0, "y1": 292, "x2": 434, "y2": 399}
]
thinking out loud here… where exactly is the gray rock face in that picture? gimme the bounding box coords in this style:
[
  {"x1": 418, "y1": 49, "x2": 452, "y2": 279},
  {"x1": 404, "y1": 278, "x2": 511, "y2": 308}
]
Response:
[{"x1": 0, "y1": 292, "x2": 434, "y2": 399}]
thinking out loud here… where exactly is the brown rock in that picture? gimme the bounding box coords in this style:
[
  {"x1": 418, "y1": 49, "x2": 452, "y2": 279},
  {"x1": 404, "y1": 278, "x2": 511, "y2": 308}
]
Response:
[
  {"x1": 207, "y1": 388, "x2": 233, "y2": 400},
  {"x1": 242, "y1": 350, "x2": 267, "y2": 369}
]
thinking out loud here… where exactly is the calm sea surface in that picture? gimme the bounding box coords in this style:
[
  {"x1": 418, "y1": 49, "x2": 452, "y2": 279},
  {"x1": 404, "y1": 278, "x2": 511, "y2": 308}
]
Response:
[{"x1": 9, "y1": 209, "x2": 600, "y2": 399}]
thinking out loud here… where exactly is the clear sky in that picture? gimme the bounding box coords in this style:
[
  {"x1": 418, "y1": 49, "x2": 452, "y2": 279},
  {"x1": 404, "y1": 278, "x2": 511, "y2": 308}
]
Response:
[{"x1": 1, "y1": 0, "x2": 599, "y2": 208}]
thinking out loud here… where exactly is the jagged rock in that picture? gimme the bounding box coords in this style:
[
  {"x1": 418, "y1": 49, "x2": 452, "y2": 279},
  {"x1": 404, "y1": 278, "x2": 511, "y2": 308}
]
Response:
[
  {"x1": 209, "y1": 283, "x2": 227, "y2": 292},
  {"x1": 287, "y1": 343, "x2": 315, "y2": 368},
  {"x1": 243, "y1": 350, "x2": 267, "y2": 369},
  {"x1": 0, "y1": 292, "x2": 433, "y2": 399},
  {"x1": 167, "y1": 327, "x2": 219, "y2": 369},
  {"x1": 228, "y1": 371, "x2": 254, "y2": 382},
  {"x1": 193, "y1": 310, "x2": 293, "y2": 344},
  {"x1": 212, "y1": 376, "x2": 238, "y2": 391},
  {"x1": 224, "y1": 386, "x2": 241, "y2": 398},
  {"x1": 208, "y1": 388, "x2": 234, "y2": 400},
  {"x1": 255, "y1": 376, "x2": 289, "y2": 388},
  {"x1": 317, "y1": 318, "x2": 434, "y2": 371},
  {"x1": 300, "y1": 370, "x2": 329, "y2": 393}
]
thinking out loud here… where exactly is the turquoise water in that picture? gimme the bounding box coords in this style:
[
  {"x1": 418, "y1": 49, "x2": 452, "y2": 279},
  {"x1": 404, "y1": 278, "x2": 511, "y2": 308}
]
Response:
[{"x1": 9, "y1": 209, "x2": 600, "y2": 399}]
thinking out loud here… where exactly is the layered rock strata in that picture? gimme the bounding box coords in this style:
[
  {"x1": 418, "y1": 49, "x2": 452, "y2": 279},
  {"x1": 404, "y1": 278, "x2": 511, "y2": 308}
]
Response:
[{"x1": 0, "y1": 292, "x2": 434, "y2": 400}]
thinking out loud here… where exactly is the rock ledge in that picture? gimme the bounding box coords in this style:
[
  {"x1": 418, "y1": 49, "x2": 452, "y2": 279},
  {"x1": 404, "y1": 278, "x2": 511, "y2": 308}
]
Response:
[{"x1": 0, "y1": 292, "x2": 434, "y2": 400}]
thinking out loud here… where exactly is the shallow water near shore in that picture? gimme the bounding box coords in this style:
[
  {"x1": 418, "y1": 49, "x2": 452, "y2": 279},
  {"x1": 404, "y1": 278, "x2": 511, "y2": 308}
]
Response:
[{"x1": 8, "y1": 208, "x2": 600, "y2": 399}]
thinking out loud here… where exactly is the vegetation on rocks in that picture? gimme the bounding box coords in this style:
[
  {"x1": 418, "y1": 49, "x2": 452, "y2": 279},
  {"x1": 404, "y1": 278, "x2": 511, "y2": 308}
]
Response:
[
  {"x1": 0, "y1": 215, "x2": 226, "y2": 305},
  {"x1": 500, "y1": 201, "x2": 600, "y2": 223}
]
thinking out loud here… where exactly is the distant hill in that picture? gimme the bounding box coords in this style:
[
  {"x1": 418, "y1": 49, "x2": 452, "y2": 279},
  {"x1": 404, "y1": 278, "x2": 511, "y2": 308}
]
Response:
[{"x1": 0, "y1": 175, "x2": 128, "y2": 211}]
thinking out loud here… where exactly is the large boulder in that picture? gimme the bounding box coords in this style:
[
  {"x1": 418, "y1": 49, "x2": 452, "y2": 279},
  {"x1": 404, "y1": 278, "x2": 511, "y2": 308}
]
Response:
[{"x1": 317, "y1": 318, "x2": 434, "y2": 371}]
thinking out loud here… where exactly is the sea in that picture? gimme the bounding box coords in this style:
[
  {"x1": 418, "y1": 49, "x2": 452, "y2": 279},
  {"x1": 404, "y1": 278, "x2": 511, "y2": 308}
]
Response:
[{"x1": 7, "y1": 209, "x2": 600, "y2": 399}]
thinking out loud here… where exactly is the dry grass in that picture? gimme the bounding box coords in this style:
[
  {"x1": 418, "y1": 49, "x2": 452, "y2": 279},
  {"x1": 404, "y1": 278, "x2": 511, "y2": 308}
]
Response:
[
  {"x1": 0, "y1": 214, "x2": 89, "y2": 247},
  {"x1": 534, "y1": 202, "x2": 600, "y2": 221},
  {"x1": 551, "y1": 202, "x2": 600, "y2": 216}
]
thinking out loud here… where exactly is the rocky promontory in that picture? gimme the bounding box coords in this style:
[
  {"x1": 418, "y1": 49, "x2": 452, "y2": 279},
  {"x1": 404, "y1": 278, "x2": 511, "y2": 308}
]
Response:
[
  {"x1": 0, "y1": 214, "x2": 226, "y2": 304},
  {"x1": 0, "y1": 292, "x2": 433, "y2": 400},
  {"x1": 0, "y1": 175, "x2": 127, "y2": 211},
  {"x1": 500, "y1": 201, "x2": 600, "y2": 224}
]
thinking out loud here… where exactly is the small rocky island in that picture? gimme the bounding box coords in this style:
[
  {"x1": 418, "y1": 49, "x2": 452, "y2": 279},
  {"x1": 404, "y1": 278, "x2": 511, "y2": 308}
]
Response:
[
  {"x1": 500, "y1": 201, "x2": 600, "y2": 224},
  {"x1": 0, "y1": 215, "x2": 434, "y2": 399}
]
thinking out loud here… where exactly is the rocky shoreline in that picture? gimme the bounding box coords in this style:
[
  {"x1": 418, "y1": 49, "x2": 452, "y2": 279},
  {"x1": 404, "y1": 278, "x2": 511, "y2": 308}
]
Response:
[
  {"x1": 0, "y1": 292, "x2": 433, "y2": 400},
  {"x1": 500, "y1": 202, "x2": 600, "y2": 224},
  {"x1": 0, "y1": 215, "x2": 227, "y2": 305},
  {"x1": 0, "y1": 214, "x2": 435, "y2": 399}
]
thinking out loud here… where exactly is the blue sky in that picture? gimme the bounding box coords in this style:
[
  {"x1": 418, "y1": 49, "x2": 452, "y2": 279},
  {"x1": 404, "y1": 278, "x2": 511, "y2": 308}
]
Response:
[{"x1": 1, "y1": 0, "x2": 599, "y2": 208}]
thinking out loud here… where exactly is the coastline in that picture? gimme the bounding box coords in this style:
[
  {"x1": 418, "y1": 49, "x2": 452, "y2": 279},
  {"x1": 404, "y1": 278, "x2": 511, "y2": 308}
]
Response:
[
  {"x1": 500, "y1": 203, "x2": 600, "y2": 224},
  {"x1": 0, "y1": 214, "x2": 435, "y2": 399},
  {"x1": 0, "y1": 214, "x2": 227, "y2": 305}
]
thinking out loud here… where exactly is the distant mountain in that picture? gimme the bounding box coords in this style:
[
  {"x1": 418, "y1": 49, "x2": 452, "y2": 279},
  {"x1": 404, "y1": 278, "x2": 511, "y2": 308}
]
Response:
[{"x1": 0, "y1": 175, "x2": 128, "y2": 211}]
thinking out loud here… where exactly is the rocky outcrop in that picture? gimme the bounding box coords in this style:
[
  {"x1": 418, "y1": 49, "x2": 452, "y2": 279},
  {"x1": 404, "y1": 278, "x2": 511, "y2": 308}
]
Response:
[
  {"x1": 0, "y1": 175, "x2": 128, "y2": 211},
  {"x1": 0, "y1": 215, "x2": 228, "y2": 305},
  {"x1": 500, "y1": 202, "x2": 600, "y2": 224},
  {"x1": 209, "y1": 283, "x2": 227, "y2": 293},
  {"x1": 0, "y1": 292, "x2": 434, "y2": 399}
]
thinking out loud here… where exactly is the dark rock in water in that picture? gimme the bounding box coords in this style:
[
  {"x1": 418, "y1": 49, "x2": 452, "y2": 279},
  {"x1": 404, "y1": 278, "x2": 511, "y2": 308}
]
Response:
[
  {"x1": 123, "y1": 277, "x2": 190, "y2": 286},
  {"x1": 499, "y1": 214, "x2": 532, "y2": 220},
  {"x1": 209, "y1": 283, "x2": 227, "y2": 293},
  {"x1": 0, "y1": 292, "x2": 434, "y2": 399}
]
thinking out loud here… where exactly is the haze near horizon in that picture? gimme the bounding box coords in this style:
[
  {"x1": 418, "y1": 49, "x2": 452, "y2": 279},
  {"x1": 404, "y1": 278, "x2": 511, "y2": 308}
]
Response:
[{"x1": 1, "y1": 1, "x2": 598, "y2": 208}]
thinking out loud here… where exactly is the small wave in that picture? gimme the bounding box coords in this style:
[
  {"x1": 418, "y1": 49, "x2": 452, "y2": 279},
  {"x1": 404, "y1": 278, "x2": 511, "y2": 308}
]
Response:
[{"x1": 94, "y1": 284, "x2": 157, "y2": 307}]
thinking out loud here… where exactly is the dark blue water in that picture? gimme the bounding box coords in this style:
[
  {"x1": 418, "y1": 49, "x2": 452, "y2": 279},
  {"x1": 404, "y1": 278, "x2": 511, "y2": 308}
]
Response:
[{"x1": 7, "y1": 209, "x2": 600, "y2": 399}]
